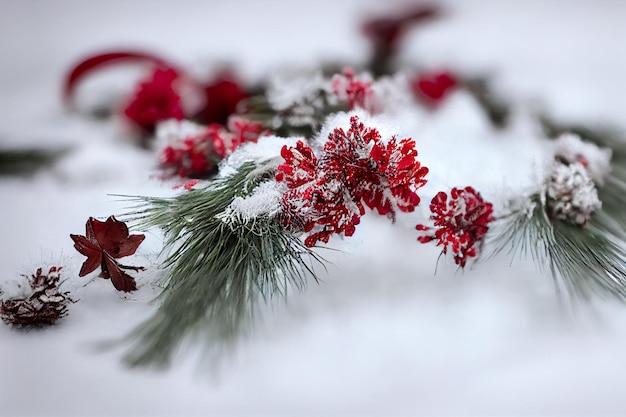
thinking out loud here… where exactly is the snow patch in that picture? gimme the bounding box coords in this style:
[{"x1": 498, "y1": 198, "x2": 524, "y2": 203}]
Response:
[
  {"x1": 553, "y1": 132, "x2": 612, "y2": 185},
  {"x1": 218, "y1": 180, "x2": 285, "y2": 225}
]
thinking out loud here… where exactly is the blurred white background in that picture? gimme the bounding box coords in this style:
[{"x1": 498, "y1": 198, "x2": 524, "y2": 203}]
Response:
[{"x1": 1, "y1": 1, "x2": 626, "y2": 416}]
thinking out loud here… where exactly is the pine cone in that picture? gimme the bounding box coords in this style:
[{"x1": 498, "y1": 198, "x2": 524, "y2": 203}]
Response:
[
  {"x1": 545, "y1": 161, "x2": 602, "y2": 226},
  {"x1": 1, "y1": 267, "x2": 74, "y2": 327}
]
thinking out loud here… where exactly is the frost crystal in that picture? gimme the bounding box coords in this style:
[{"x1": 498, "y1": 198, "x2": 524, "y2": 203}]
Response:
[
  {"x1": 545, "y1": 161, "x2": 601, "y2": 226},
  {"x1": 553, "y1": 133, "x2": 612, "y2": 185}
]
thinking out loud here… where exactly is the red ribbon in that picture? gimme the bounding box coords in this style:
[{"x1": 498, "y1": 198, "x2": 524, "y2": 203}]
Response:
[{"x1": 62, "y1": 51, "x2": 180, "y2": 110}]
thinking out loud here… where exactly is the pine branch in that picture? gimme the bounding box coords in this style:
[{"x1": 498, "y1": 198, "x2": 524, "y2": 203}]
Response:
[
  {"x1": 539, "y1": 115, "x2": 626, "y2": 235},
  {"x1": 245, "y1": 92, "x2": 347, "y2": 139},
  {"x1": 597, "y1": 173, "x2": 626, "y2": 236},
  {"x1": 120, "y1": 162, "x2": 322, "y2": 368},
  {"x1": 463, "y1": 77, "x2": 510, "y2": 129},
  {"x1": 491, "y1": 201, "x2": 626, "y2": 302}
]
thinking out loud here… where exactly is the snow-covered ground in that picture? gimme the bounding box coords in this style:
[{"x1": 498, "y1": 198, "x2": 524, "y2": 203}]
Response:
[{"x1": 1, "y1": 1, "x2": 626, "y2": 416}]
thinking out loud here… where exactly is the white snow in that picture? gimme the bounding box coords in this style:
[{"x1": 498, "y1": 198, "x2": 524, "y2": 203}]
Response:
[
  {"x1": 155, "y1": 119, "x2": 208, "y2": 147},
  {"x1": 267, "y1": 70, "x2": 329, "y2": 112},
  {"x1": 219, "y1": 180, "x2": 285, "y2": 225},
  {"x1": 553, "y1": 132, "x2": 613, "y2": 185},
  {"x1": 1, "y1": 1, "x2": 626, "y2": 416},
  {"x1": 217, "y1": 135, "x2": 299, "y2": 178}
]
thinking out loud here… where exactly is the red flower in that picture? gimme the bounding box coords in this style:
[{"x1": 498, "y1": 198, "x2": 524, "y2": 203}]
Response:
[
  {"x1": 277, "y1": 115, "x2": 428, "y2": 247},
  {"x1": 362, "y1": 4, "x2": 441, "y2": 76},
  {"x1": 362, "y1": 5, "x2": 441, "y2": 54},
  {"x1": 70, "y1": 216, "x2": 145, "y2": 292},
  {"x1": 62, "y1": 50, "x2": 179, "y2": 110},
  {"x1": 411, "y1": 70, "x2": 458, "y2": 106},
  {"x1": 195, "y1": 72, "x2": 249, "y2": 125},
  {"x1": 416, "y1": 187, "x2": 494, "y2": 268},
  {"x1": 123, "y1": 67, "x2": 184, "y2": 133}
]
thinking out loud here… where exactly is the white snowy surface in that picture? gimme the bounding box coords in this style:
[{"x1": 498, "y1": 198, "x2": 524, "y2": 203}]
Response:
[{"x1": 1, "y1": 1, "x2": 626, "y2": 416}]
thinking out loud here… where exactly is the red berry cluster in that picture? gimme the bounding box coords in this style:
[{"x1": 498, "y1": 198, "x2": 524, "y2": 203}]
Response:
[
  {"x1": 160, "y1": 116, "x2": 266, "y2": 178},
  {"x1": 331, "y1": 68, "x2": 374, "y2": 111},
  {"x1": 124, "y1": 68, "x2": 250, "y2": 134},
  {"x1": 277, "y1": 115, "x2": 428, "y2": 247},
  {"x1": 416, "y1": 186, "x2": 494, "y2": 267}
]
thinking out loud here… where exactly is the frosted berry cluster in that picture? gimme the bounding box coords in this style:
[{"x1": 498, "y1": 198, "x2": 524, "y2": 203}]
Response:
[
  {"x1": 158, "y1": 116, "x2": 266, "y2": 178},
  {"x1": 416, "y1": 186, "x2": 494, "y2": 267},
  {"x1": 277, "y1": 115, "x2": 428, "y2": 247}
]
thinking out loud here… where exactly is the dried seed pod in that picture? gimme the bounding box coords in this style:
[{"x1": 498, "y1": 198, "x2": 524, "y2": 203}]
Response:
[{"x1": 1, "y1": 267, "x2": 74, "y2": 327}]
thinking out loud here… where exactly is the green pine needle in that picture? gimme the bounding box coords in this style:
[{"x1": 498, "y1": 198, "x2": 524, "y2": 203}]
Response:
[
  {"x1": 245, "y1": 92, "x2": 347, "y2": 138},
  {"x1": 121, "y1": 162, "x2": 323, "y2": 368},
  {"x1": 492, "y1": 201, "x2": 626, "y2": 302},
  {"x1": 599, "y1": 173, "x2": 626, "y2": 235}
]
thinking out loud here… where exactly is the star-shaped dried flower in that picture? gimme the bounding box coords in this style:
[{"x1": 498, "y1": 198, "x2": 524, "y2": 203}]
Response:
[{"x1": 70, "y1": 216, "x2": 145, "y2": 292}]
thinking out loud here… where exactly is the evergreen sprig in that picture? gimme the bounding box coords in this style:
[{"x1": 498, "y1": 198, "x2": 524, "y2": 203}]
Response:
[
  {"x1": 492, "y1": 200, "x2": 626, "y2": 302},
  {"x1": 121, "y1": 162, "x2": 322, "y2": 367},
  {"x1": 245, "y1": 92, "x2": 347, "y2": 138}
]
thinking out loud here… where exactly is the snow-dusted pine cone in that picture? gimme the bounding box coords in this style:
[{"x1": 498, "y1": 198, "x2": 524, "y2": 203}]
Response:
[
  {"x1": 545, "y1": 161, "x2": 601, "y2": 226},
  {"x1": 1, "y1": 267, "x2": 74, "y2": 327}
]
